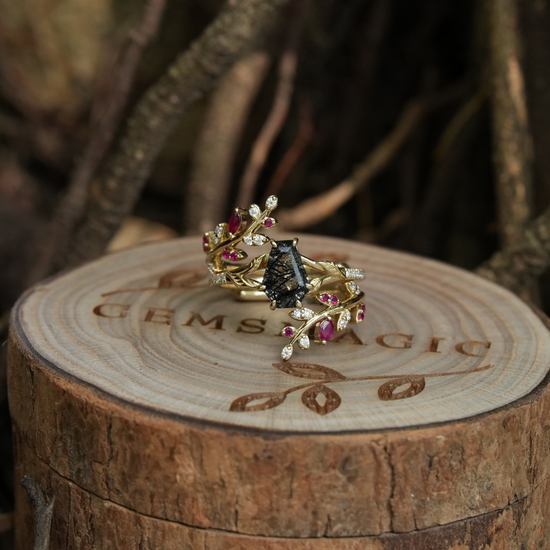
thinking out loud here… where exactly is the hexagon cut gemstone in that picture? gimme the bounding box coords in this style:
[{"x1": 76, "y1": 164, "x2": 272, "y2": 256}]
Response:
[{"x1": 262, "y1": 240, "x2": 309, "y2": 308}]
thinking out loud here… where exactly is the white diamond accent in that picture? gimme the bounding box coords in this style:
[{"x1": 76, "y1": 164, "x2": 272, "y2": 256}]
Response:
[
  {"x1": 337, "y1": 310, "x2": 351, "y2": 331},
  {"x1": 302, "y1": 309, "x2": 314, "y2": 320},
  {"x1": 290, "y1": 308, "x2": 302, "y2": 320},
  {"x1": 243, "y1": 235, "x2": 254, "y2": 245},
  {"x1": 215, "y1": 224, "x2": 224, "y2": 237},
  {"x1": 298, "y1": 335, "x2": 310, "y2": 350},
  {"x1": 249, "y1": 204, "x2": 261, "y2": 219},
  {"x1": 344, "y1": 268, "x2": 365, "y2": 280},
  {"x1": 355, "y1": 285, "x2": 361, "y2": 295},
  {"x1": 207, "y1": 263, "x2": 216, "y2": 274},
  {"x1": 265, "y1": 195, "x2": 278, "y2": 209},
  {"x1": 253, "y1": 234, "x2": 267, "y2": 245},
  {"x1": 281, "y1": 345, "x2": 293, "y2": 360},
  {"x1": 211, "y1": 273, "x2": 227, "y2": 284},
  {"x1": 348, "y1": 281, "x2": 357, "y2": 292},
  {"x1": 290, "y1": 308, "x2": 314, "y2": 320},
  {"x1": 213, "y1": 235, "x2": 219, "y2": 244}
]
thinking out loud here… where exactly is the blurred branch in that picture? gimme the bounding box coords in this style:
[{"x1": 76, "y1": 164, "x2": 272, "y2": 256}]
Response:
[
  {"x1": 20, "y1": 476, "x2": 55, "y2": 550},
  {"x1": 277, "y1": 84, "x2": 466, "y2": 231},
  {"x1": 236, "y1": 1, "x2": 303, "y2": 206},
  {"x1": 277, "y1": 100, "x2": 423, "y2": 230},
  {"x1": 263, "y1": 96, "x2": 313, "y2": 200},
  {"x1": 476, "y1": 207, "x2": 550, "y2": 293},
  {"x1": 29, "y1": 0, "x2": 168, "y2": 284},
  {"x1": 407, "y1": 91, "x2": 487, "y2": 255},
  {"x1": 185, "y1": 50, "x2": 271, "y2": 235},
  {"x1": 488, "y1": 0, "x2": 533, "y2": 247},
  {"x1": 56, "y1": 0, "x2": 290, "y2": 270}
]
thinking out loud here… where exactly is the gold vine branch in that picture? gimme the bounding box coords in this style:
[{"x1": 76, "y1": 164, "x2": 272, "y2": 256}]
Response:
[
  {"x1": 203, "y1": 195, "x2": 279, "y2": 286},
  {"x1": 279, "y1": 289, "x2": 365, "y2": 361},
  {"x1": 202, "y1": 194, "x2": 368, "y2": 360},
  {"x1": 230, "y1": 362, "x2": 495, "y2": 416}
]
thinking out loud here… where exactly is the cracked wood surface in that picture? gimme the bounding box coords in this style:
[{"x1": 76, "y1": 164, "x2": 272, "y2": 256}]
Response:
[
  {"x1": 13, "y1": 431, "x2": 550, "y2": 550},
  {"x1": 8, "y1": 236, "x2": 550, "y2": 547}
]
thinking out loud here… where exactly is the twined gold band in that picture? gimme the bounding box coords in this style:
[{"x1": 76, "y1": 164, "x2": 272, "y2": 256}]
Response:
[{"x1": 203, "y1": 195, "x2": 365, "y2": 361}]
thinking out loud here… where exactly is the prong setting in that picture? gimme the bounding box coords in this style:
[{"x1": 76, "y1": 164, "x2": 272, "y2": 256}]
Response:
[{"x1": 203, "y1": 193, "x2": 366, "y2": 361}]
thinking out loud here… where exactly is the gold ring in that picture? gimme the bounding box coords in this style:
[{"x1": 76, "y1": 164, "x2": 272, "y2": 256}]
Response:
[{"x1": 203, "y1": 195, "x2": 365, "y2": 361}]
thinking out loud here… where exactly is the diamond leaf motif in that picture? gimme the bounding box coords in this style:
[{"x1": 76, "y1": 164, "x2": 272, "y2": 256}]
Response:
[
  {"x1": 298, "y1": 335, "x2": 310, "y2": 349},
  {"x1": 265, "y1": 195, "x2": 278, "y2": 209},
  {"x1": 289, "y1": 308, "x2": 315, "y2": 320},
  {"x1": 249, "y1": 204, "x2": 261, "y2": 219},
  {"x1": 337, "y1": 310, "x2": 352, "y2": 331},
  {"x1": 281, "y1": 345, "x2": 293, "y2": 360},
  {"x1": 253, "y1": 234, "x2": 268, "y2": 245}
]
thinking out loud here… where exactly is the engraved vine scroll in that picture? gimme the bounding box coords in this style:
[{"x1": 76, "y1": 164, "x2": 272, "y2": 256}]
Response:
[{"x1": 230, "y1": 362, "x2": 494, "y2": 415}]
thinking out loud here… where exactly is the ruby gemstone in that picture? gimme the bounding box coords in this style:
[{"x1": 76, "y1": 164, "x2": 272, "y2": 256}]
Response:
[
  {"x1": 357, "y1": 310, "x2": 365, "y2": 321},
  {"x1": 319, "y1": 319, "x2": 334, "y2": 341},
  {"x1": 222, "y1": 249, "x2": 230, "y2": 259},
  {"x1": 319, "y1": 293, "x2": 330, "y2": 303},
  {"x1": 330, "y1": 294, "x2": 339, "y2": 306},
  {"x1": 228, "y1": 212, "x2": 242, "y2": 234},
  {"x1": 203, "y1": 236, "x2": 209, "y2": 252},
  {"x1": 230, "y1": 251, "x2": 239, "y2": 261},
  {"x1": 264, "y1": 218, "x2": 274, "y2": 228},
  {"x1": 283, "y1": 326, "x2": 295, "y2": 338}
]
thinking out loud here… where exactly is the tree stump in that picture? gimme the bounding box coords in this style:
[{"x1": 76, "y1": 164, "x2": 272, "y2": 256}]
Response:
[{"x1": 9, "y1": 235, "x2": 550, "y2": 549}]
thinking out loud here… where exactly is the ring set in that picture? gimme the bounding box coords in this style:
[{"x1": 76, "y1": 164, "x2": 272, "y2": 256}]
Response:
[{"x1": 202, "y1": 195, "x2": 366, "y2": 361}]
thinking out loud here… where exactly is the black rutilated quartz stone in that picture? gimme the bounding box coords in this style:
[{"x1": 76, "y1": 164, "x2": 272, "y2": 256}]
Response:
[{"x1": 262, "y1": 240, "x2": 309, "y2": 308}]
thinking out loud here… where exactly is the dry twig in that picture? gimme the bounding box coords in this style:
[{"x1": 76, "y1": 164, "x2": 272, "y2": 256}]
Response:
[
  {"x1": 185, "y1": 51, "x2": 271, "y2": 235},
  {"x1": 277, "y1": 84, "x2": 467, "y2": 231},
  {"x1": 56, "y1": 0, "x2": 290, "y2": 270},
  {"x1": 488, "y1": 0, "x2": 533, "y2": 247},
  {"x1": 277, "y1": 100, "x2": 425, "y2": 230},
  {"x1": 407, "y1": 91, "x2": 487, "y2": 255},
  {"x1": 20, "y1": 476, "x2": 55, "y2": 550},
  {"x1": 29, "y1": 0, "x2": 168, "y2": 283},
  {"x1": 236, "y1": 1, "x2": 303, "y2": 206},
  {"x1": 263, "y1": 97, "x2": 313, "y2": 200}
]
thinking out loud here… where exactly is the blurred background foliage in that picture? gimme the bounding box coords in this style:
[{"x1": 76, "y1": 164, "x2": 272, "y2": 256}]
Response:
[{"x1": 1, "y1": 0, "x2": 550, "y2": 544}]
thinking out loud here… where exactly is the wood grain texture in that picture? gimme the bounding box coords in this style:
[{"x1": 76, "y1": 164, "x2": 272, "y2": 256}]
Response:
[
  {"x1": 9, "y1": 235, "x2": 550, "y2": 546},
  {"x1": 11, "y1": 235, "x2": 550, "y2": 432}
]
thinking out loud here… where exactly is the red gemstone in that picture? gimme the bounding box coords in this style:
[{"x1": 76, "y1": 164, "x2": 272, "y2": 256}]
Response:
[
  {"x1": 228, "y1": 212, "x2": 242, "y2": 234},
  {"x1": 203, "y1": 235, "x2": 209, "y2": 252},
  {"x1": 283, "y1": 326, "x2": 295, "y2": 338},
  {"x1": 359, "y1": 303, "x2": 366, "y2": 312},
  {"x1": 230, "y1": 251, "x2": 239, "y2": 261},
  {"x1": 319, "y1": 319, "x2": 334, "y2": 341},
  {"x1": 330, "y1": 294, "x2": 339, "y2": 306},
  {"x1": 264, "y1": 218, "x2": 274, "y2": 228},
  {"x1": 222, "y1": 249, "x2": 230, "y2": 259},
  {"x1": 320, "y1": 293, "x2": 330, "y2": 303},
  {"x1": 357, "y1": 311, "x2": 365, "y2": 322}
]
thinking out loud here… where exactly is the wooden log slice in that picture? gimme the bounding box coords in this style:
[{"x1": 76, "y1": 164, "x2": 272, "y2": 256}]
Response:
[{"x1": 9, "y1": 235, "x2": 550, "y2": 549}]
